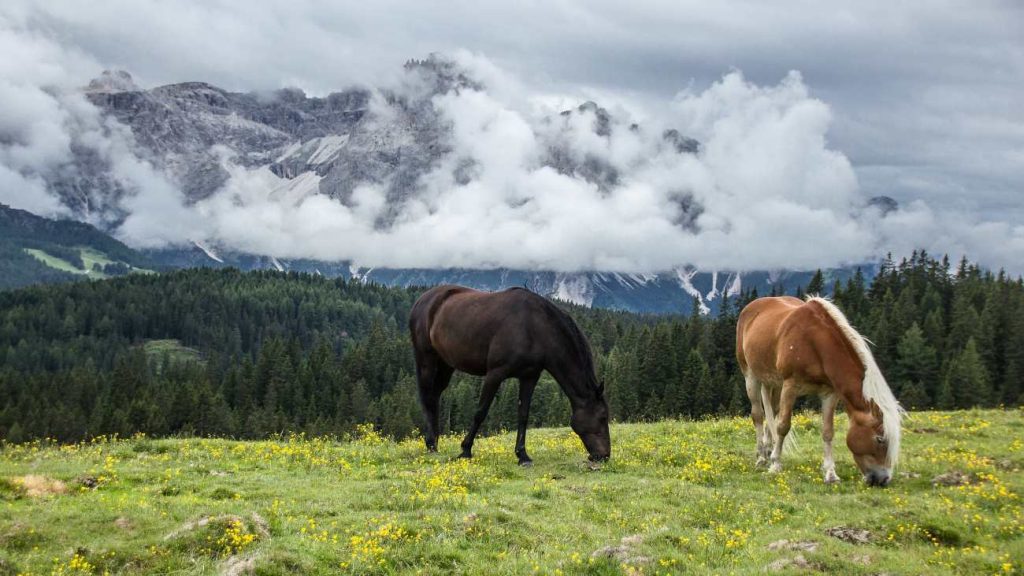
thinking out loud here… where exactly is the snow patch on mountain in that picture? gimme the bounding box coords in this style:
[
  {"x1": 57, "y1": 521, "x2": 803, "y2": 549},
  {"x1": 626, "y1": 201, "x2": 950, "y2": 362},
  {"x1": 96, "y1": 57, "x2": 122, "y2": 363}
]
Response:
[
  {"x1": 306, "y1": 135, "x2": 350, "y2": 165},
  {"x1": 553, "y1": 274, "x2": 595, "y2": 307},
  {"x1": 674, "y1": 267, "x2": 710, "y2": 315},
  {"x1": 192, "y1": 240, "x2": 224, "y2": 263},
  {"x1": 706, "y1": 271, "x2": 720, "y2": 301},
  {"x1": 726, "y1": 273, "x2": 742, "y2": 297}
]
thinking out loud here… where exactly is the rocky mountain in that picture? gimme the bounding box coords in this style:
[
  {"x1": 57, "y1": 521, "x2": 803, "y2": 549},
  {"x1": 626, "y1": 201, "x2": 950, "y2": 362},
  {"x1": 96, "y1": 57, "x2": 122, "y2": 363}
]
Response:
[
  {"x1": 57, "y1": 55, "x2": 706, "y2": 226},
  {"x1": 6, "y1": 55, "x2": 884, "y2": 313}
]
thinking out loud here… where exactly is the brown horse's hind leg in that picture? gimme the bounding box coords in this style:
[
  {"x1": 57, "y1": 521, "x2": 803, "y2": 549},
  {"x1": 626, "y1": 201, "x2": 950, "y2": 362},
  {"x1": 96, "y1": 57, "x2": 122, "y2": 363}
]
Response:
[
  {"x1": 745, "y1": 375, "x2": 769, "y2": 467},
  {"x1": 459, "y1": 367, "x2": 510, "y2": 459},
  {"x1": 515, "y1": 374, "x2": 540, "y2": 466},
  {"x1": 768, "y1": 380, "x2": 799, "y2": 473},
  {"x1": 415, "y1": 352, "x2": 453, "y2": 452},
  {"x1": 821, "y1": 392, "x2": 841, "y2": 483}
]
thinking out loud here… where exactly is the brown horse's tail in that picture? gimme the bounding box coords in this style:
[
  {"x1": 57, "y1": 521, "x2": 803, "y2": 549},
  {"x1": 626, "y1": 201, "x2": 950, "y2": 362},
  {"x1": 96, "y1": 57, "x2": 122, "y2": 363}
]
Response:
[{"x1": 807, "y1": 296, "x2": 904, "y2": 469}]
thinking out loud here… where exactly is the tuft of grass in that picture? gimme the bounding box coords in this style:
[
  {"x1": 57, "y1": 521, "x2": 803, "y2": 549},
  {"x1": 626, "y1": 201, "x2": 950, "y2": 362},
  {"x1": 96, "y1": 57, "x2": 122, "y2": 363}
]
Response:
[{"x1": 0, "y1": 409, "x2": 1021, "y2": 575}]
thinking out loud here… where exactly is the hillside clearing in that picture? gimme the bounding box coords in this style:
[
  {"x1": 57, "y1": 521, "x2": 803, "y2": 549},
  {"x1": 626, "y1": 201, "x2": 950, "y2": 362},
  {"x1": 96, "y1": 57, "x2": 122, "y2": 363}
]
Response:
[{"x1": 0, "y1": 409, "x2": 1021, "y2": 575}]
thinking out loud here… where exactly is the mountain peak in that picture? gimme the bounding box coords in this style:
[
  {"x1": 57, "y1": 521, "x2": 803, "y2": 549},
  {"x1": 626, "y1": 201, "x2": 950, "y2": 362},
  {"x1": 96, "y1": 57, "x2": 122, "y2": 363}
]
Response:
[
  {"x1": 403, "y1": 53, "x2": 483, "y2": 94},
  {"x1": 85, "y1": 70, "x2": 139, "y2": 93}
]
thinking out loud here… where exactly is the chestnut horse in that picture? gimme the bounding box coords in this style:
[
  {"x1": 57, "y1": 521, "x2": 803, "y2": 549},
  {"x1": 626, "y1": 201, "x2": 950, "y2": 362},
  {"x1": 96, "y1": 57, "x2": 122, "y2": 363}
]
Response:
[
  {"x1": 736, "y1": 296, "x2": 903, "y2": 486},
  {"x1": 409, "y1": 285, "x2": 610, "y2": 465}
]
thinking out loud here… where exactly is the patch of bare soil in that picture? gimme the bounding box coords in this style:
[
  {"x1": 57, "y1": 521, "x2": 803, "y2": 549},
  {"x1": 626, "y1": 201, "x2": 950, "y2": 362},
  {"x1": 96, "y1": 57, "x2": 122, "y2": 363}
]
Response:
[{"x1": 10, "y1": 475, "x2": 66, "y2": 498}]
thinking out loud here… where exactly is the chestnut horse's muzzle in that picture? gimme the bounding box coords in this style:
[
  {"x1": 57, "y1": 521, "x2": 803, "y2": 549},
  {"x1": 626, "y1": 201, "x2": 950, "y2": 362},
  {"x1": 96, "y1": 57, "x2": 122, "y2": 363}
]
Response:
[{"x1": 864, "y1": 469, "x2": 891, "y2": 487}]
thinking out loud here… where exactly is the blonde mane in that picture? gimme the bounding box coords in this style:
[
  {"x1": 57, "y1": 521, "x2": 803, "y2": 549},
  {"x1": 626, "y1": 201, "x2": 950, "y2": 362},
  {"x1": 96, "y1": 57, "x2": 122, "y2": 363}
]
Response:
[{"x1": 806, "y1": 296, "x2": 905, "y2": 468}]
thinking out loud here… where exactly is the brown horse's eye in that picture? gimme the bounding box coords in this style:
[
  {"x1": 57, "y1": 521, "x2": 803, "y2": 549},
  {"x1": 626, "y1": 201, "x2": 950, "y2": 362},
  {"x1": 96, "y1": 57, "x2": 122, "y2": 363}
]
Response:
[{"x1": 875, "y1": 436, "x2": 885, "y2": 444}]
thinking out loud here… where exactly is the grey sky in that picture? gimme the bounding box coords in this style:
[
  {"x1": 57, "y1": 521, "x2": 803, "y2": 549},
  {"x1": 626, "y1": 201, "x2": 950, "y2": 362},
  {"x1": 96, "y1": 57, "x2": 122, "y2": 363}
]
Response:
[{"x1": 2, "y1": 0, "x2": 1023, "y2": 271}]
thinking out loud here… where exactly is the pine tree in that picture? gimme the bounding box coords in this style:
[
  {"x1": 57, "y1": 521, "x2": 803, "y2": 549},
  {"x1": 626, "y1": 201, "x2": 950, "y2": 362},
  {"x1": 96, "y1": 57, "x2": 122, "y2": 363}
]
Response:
[
  {"x1": 895, "y1": 323, "x2": 936, "y2": 405},
  {"x1": 683, "y1": 350, "x2": 714, "y2": 417},
  {"x1": 806, "y1": 269, "x2": 825, "y2": 296},
  {"x1": 948, "y1": 338, "x2": 991, "y2": 408}
]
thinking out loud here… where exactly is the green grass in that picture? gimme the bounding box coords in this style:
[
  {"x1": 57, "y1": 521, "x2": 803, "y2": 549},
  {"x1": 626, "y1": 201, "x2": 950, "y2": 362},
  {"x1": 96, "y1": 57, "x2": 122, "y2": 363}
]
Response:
[
  {"x1": 0, "y1": 410, "x2": 1021, "y2": 575},
  {"x1": 23, "y1": 247, "x2": 154, "y2": 279},
  {"x1": 23, "y1": 248, "x2": 91, "y2": 275},
  {"x1": 79, "y1": 247, "x2": 114, "y2": 273},
  {"x1": 142, "y1": 339, "x2": 205, "y2": 366}
]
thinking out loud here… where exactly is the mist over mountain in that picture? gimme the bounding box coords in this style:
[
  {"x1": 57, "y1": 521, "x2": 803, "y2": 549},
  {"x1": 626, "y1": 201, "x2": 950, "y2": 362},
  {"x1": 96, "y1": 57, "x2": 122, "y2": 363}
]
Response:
[{"x1": 4, "y1": 46, "x2": 908, "y2": 271}]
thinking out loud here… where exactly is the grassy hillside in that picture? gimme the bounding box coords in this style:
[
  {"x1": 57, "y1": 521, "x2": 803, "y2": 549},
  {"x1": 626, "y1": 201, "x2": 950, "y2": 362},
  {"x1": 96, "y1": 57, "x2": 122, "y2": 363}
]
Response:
[
  {"x1": 0, "y1": 203, "x2": 157, "y2": 290},
  {"x1": 1, "y1": 409, "x2": 1020, "y2": 575}
]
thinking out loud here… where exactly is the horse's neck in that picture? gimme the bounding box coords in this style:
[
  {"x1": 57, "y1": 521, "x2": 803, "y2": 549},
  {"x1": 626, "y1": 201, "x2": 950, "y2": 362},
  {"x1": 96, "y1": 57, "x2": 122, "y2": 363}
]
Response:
[
  {"x1": 835, "y1": 379, "x2": 872, "y2": 419},
  {"x1": 546, "y1": 356, "x2": 592, "y2": 406}
]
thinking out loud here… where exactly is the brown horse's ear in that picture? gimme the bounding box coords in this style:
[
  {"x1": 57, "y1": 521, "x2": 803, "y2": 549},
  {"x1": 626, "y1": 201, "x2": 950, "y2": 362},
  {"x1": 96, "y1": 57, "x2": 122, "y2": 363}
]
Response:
[{"x1": 597, "y1": 380, "x2": 606, "y2": 396}]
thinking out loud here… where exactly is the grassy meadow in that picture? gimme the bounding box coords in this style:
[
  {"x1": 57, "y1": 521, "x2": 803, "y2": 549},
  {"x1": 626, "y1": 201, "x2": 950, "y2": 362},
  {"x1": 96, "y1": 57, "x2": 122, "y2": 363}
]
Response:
[{"x1": 0, "y1": 409, "x2": 1021, "y2": 575}]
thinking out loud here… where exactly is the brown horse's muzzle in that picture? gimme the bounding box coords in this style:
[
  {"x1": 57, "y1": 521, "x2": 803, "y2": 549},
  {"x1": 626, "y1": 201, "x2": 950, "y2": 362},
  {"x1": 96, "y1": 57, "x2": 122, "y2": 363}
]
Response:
[{"x1": 864, "y1": 468, "x2": 892, "y2": 487}]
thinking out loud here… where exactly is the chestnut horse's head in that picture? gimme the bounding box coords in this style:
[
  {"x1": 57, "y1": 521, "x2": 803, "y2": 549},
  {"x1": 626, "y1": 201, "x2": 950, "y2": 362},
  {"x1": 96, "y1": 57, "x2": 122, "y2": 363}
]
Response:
[
  {"x1": 570, "y1": 382, "x2": 610, "y2": 462},
  {"x1": 810, "y1": 297, "x2": 904, "y2": 486},
  {"x1": 846, "y1": 404, "x2": 894, "y2": 486}
]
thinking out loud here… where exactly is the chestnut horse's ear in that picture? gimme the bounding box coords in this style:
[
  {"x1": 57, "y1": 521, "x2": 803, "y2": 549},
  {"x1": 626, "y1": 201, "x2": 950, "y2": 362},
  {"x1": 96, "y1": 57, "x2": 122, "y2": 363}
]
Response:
[{"x1": 597, "y1": 380, "x2": 606, "y2": 395}]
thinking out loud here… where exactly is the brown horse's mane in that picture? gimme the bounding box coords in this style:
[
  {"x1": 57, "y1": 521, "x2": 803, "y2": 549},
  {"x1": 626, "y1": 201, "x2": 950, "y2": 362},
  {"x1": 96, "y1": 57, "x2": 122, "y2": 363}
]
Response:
[{"x1": 522, "y1": 289, "x2": 600, "y2": 399}]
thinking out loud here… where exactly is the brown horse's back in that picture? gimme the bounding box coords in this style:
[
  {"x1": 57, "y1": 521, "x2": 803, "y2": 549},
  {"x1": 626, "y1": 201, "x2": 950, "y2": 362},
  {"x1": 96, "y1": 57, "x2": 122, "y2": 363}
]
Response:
[
  {"x1": 409, "y1": 285, "x2": 550, "y2": 377},
  {"x1": 737, "y1": 296, "x2": 856, "y2": 393}
]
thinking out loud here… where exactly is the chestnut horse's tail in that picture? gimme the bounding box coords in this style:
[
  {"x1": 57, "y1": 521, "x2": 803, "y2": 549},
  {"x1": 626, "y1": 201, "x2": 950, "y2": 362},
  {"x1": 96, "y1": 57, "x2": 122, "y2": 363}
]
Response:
[{"x1": 807, "y1": 296, "x2": 904, "y2": 468}]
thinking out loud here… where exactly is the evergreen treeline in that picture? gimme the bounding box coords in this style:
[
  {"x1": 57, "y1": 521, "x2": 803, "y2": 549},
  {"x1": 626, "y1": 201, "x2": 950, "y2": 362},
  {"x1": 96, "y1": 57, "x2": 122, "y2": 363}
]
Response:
[{"x1": 0, "y1": 252, "x2": 1020, "y2": 443}]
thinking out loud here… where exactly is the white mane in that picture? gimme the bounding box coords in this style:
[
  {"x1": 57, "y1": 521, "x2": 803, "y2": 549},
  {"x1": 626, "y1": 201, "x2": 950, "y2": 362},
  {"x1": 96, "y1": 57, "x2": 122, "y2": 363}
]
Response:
[{"x1": 806, "y1": 296, "x2": 905, "y2": 469}]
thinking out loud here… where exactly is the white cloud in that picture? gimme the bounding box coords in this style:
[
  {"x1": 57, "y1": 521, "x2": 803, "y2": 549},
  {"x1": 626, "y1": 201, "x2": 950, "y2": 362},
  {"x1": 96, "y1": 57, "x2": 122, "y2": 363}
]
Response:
[{"x1": 0, "y1": 2, "x2": 1022, "y2": 274}]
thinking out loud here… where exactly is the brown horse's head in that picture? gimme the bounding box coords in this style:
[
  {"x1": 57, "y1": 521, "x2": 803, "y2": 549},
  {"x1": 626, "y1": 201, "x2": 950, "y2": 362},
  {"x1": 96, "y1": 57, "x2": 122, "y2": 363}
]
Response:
[
  {"x1": 570, "y1": 382, "x2": 610, "y2": 461},
  {"x1": 846, "y1": 405, "x2": 892, "y2": 486}
]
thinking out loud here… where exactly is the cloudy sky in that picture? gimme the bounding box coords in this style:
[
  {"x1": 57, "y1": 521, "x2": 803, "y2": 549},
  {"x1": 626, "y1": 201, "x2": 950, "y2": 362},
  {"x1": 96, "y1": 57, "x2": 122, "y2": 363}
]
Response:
[{"x1": 1, "y1": 0, "x2": 1022, "y2": 272}]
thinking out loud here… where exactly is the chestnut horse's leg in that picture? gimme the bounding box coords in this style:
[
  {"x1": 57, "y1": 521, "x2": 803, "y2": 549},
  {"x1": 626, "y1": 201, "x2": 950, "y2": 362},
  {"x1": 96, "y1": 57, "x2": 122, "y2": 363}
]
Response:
[
  {"x1": 821, "y1": 392, "x2": 841, "y2": 484},
  {"x1": 745, "y1": 375, "x2": 768, "y2": 467},
  {"x1": 415, "y1": 351, "x2": 453, "y2": 452},
  {"x1": 515, "y1": 374, "x2": 540, "y2": 466},
  {"x1": 459, "y1": 367, "x2": 510, "y2": 459},
  {"x1": 768, "y1": 380, "x2": 799, "y2": 473}
]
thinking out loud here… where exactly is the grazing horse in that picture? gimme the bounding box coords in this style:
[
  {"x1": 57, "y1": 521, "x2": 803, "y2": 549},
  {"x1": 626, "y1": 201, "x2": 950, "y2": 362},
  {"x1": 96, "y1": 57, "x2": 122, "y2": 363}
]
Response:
[
  {"x1": 736, "y1": 296, "x2": 904, "y2": 486},
  {"x1": 409, "y1": 285, "x2": 611, "y2": 465}
]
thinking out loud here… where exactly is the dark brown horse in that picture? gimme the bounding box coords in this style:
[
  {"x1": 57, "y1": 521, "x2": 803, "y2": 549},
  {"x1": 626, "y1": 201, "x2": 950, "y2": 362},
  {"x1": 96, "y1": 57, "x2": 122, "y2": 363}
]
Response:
[{"x1": 409, "y1": 285, "x2": 610, "y2": 465}]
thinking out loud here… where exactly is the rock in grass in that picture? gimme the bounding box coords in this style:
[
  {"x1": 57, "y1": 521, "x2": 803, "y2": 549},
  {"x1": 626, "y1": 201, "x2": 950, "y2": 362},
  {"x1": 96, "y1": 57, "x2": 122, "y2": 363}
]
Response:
[
  {"x1": 825, "y1": 526, "x2": 872, "y2": 545},
  {"x1": 767, "y1": 554, "x2": 818, "y2": 571},
  {"x1": 931, "y1": 470, "x2": 978, "y2": 486},
  {"x1": 767, "y1": 539, "x2": 819, "y2": 552}
]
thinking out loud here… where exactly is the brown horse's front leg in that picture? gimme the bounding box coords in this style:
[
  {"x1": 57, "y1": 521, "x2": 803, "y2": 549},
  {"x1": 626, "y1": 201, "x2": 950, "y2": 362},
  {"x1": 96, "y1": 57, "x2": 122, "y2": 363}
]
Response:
[
  {"x1": 821, "y1": 392, "x2": 841, "y2": 483},
  {"x1": 515, "y1": 375, "x2": 539, "y2": 466},
  {"x1": 459, "y1": 369, "x2": 506, "y2": 459}
]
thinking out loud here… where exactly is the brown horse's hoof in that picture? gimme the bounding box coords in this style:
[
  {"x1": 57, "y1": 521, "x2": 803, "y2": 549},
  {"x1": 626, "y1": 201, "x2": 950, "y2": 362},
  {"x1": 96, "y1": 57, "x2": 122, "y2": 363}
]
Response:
[
  {"x1": 458, "y1": 450, "x2": 473, "y2": 459},
  {"x1": 518, "y1": 459, "x2": 533, "y2": 467}
]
